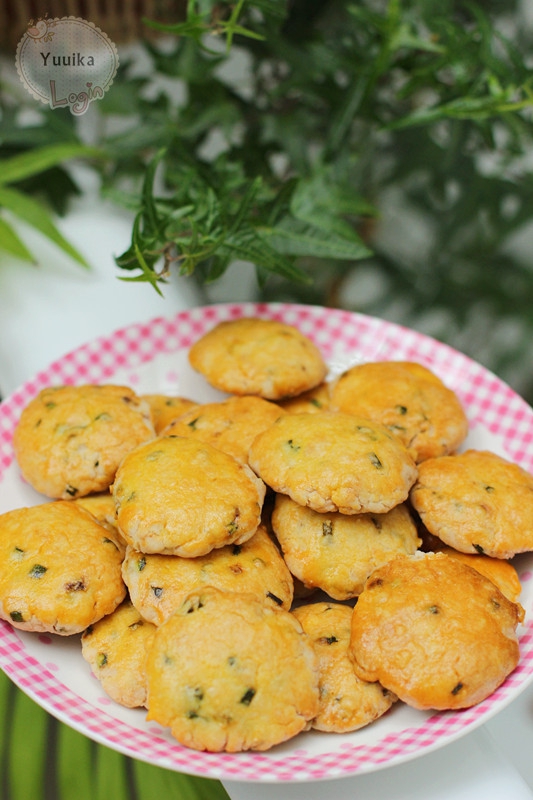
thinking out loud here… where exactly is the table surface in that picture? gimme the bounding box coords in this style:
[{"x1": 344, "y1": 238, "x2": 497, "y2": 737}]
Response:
[{"x1": 1, "y1": 185, "x2": 533, "y2": 800}]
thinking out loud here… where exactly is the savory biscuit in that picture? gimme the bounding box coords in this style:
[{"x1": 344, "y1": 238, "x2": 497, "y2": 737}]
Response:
[
  {"x1": 425, "y1": 542, "x2": 522, "y2": 605},
  {"x1": 188, "y1": 317, "x2": 327, "y2": 400},
  {"x1": 278, "y1": 383, "x2": 330, "y2": 414},
  {"x1": 112, "y1": 435, "x2": 266, "y2": 556},
  {"x1": 292, "y1": 602, "x2": 396, "y2": 732},
  {"x1": 249, "y1": 412, "x2": 418, "y2": 514},
  {"x1": 410, "y1": 449, "x2": 533, "y2": 558},
  {"x1": 272, "y1": 495, "x2": 420, "y2": 599},
  {"x1": 330, "y1": 361, "x2": 468, "y2": 462},
  {"x1": 349, "y1": 552, "x2": 523, "y2": 710},
  {"x1": 75, "y1": 492, "x2": 119, "y2": 532},
  {"x1": 141, "y1": 394, "x2": 199, "y2": 434},
  {"x1": 0, "y1": 501, "x2": 126, "y2": 635},
  {"x1": 122, "y1": 525, "x2": 294, "y2": 625},
  {"x1": 145, "y1": 586, "x2": 319, "y2": 752},
  {"x1": 81, "y1": 599, "x2": 156, "y2": 708},
  {"x1": 160, "y1": 395, "x2": 286, "y2": 464},
  {"x1": 13, "y1": 384, "x2": 154, "y2": 499}
]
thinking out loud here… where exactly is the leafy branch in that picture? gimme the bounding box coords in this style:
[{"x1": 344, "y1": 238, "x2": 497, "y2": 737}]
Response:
[
  {"x1": 105, "y1": 0, "x2": 533, "y2": 303},
  {"x1": 0, "y1": 143, "x2": 103, "y2": 266}
]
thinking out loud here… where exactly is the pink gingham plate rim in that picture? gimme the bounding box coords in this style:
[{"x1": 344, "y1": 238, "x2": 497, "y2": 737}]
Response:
[{"x1": 1, "y1": 302, "x2": 533, "y2": 783}]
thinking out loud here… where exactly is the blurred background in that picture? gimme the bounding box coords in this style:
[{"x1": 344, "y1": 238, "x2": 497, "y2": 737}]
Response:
[{"x1": 1, "y1": 1, "x2": 533, "y2": 798}]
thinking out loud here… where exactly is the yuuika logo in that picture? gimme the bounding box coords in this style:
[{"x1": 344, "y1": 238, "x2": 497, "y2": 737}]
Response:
[{"x1": 16, "y1": 16, "x2": 119, "y2": 115}]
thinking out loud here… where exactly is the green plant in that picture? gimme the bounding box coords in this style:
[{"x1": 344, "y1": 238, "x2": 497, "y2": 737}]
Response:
[
  {"x1": 104, "y1": 0, "x2": 533, "y2": 397},
  {"x1": 1, "y1": 0, "x2": 533, "y2": 399}
]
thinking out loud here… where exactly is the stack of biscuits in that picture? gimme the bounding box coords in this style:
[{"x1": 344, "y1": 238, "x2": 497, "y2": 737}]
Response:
[{"x1": 1, "y1": 316, "x2": 531, "y2": 753}]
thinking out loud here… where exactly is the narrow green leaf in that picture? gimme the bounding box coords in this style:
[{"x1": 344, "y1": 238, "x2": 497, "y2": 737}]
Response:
[
  {"x1": 0, "y1": 215, "x2": 35, "y2": 262},
  {"x1": 132, "y1": 759, "x2": 230, "y2": 800},
  {"x1": 0, "y1": 672, "x2": 14, "y2": 778},
  {"x1": 56, "y1": 723, "x2": 94, "y2": 800},
  {"x1": 223, "y1": 228, "x2": 310, "y2": 282},
  {"x1": 7, "y1": 690, "x2": 49, "y2": 800},
  {"x1": 0, "y1": 144, "x2": 103, "y2": 186},
  {"x1": 261, "y1": 217, "x2": 372, "y2": 260},
  {"x1": 94, "y1": 745, "x2": 129, "y2": 800},
  {"x1": 0, "y1": 187, "x2": 89, "y2": 267}
]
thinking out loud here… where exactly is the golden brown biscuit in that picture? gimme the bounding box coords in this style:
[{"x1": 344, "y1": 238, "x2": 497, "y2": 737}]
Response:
[
  {"x1": 330, "y1": 361, "x2": 468, "y2": 462},
  {"x1": 74, "y1": 492, "x2": 119, "y2": 531},
  {"x1": 160, "y1": 396, "x2": 286, "y2": 464},
  {"x1": 272, "y1": 495, "x2": 420, "y2": 599},
  {"x1": 0, "y1": 501, "x2": 126, "y2": 635},
  {"x1": 122, "y1": 525, "x2": 294, "y2": 625},
  {"x1": 13, "y1": 384, "x2": 154, "y2": 499},
  {"x1": 410, "y1": 449, "x2": 533, "y2": 558},
  {"x1": 349, "y1": 552, "x2": 523, "y2": 710},
  {"x1": 278, "y1": 383, "x2": 330, "y2": 414},
  {"x1": 112, "y1": 435, "x2": 266, "y2": 556},
  {"x1": 81, "y1": 599, "x2": 156, "y2": 708},
  {"x1": 426, "y1": 542, "x2": 523, "y2": 606},
  {"x1": 145, "y1": 586, "x2": 319, "y2": 752},
  {"x1": 292, "y1": 602, "x2": 396, "y2": 732},
  {"x1": 141, "y1": 394, "x2": 199, "y2": 434},
  {"x1": 188, "y1": 317, "x2": 327, "y2": 400},
  {"x1": 249, "y1": 411, "x2": 418, "y2": 514}
]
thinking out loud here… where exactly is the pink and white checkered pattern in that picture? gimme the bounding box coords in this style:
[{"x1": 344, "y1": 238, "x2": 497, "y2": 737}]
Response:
[{"x1": 1, "y1": 303, "x2": 533, "y2": 783}]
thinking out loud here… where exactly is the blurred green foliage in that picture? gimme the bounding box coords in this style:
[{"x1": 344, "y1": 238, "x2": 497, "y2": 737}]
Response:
[{"x1": 1, "y1": 0, "x2": 533, "y2": 401}]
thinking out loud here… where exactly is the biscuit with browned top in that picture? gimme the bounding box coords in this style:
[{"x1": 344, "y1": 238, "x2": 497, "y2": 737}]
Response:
[
  {"x1": 278, "y1": 383, "x2": 330, "y2": 414},
  {"x1": 330, "y1": 361, "x2": 468, "y2": 462},
  {"x1": 272, "y1": 495, "x2": 420, "y2": 599},
  {"x1": 249, "y1": 411, "x2": 418, "y2": 514},
  {"x1": 292, "y1": 602, "x2": 396, "y2": 732},
  {"x1": 112, "y1": 435, "x2": 265, "y2": 556},
  {"x1": 410, "y1": 449, "x2": 533, "y2": 558},
  {"x1": 13, "y1": 384, "x2": 154, "y2": 499},
  {"x1": 425, "y1": 542, "x2": 523, "y2": 605},
  {"x1": 81, "y1": 599, "x2": 156, "y2": 708},
  {"x1": 145, "y1": 586, "x2": 319, "y2": 752},
  {"x1": 141, "y1": 394, "x2": 199, "y2": 434},
  {"x1": 349, "y1": 552, "x2": 522, "y2": 710},
  {"x1": 0, "y1": 501, "x2": 126, "y2": 635},
  {"x1": 188, "y1": 317, "x2": 327, "y2": 400},
  {"x1": 160, "y1": 395, "x2": 286, "y2": 464},
  {"x1": 122, "y1": 525, "x2": 294, "y2": 625}
]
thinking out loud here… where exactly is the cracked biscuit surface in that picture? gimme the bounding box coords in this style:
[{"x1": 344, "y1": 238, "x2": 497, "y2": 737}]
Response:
[
  {"x1": 141, "y1": 394, "x2": 199, "y2": 434},
  {"x1": 145, "y1": 586, "x2": 319, "y2": 752},
  {"x1": 410, "y1": 449, "x2": 533, "y2": 558},
  {"x1": 160, "y1": 395, "x2": 286, "y2": 464},
  {"x1": 122, "y1": 524, "x2": 294, "y2": 625},
  {"x1": 188, "y1": 317, "x2": 327, "y2": 400},
  {"x1": 330, "y1": 361, "x2": 468, "y2": 463},
  {"x1": 112, "y1": 435, "x2": 265, "y2": 556},
  {"x1": 293, "y1": 602, "x2": 396, "y2": 732},
  {"x1": 81, "y1": 599, "x2": 156, "y2": 708},
  {"x1": 249, "y1": 411, "x2": 418, "y2": 514},
  {"x1": 272, "y1": 495, "x2": 420, "y2": 599},
  {"x1": 13, "y1": 384, "x2": 154, "y2": 499},
  {"x1": 349, "y1": 552, "x2": 523, "y2": 710},
  {"x1": 0, "y1": 501, "x2": 126, "y2": 635}
]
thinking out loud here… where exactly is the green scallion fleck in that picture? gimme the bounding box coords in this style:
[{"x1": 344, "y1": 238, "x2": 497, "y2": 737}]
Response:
[
  {"x1": 369, "y1": 452, "x2": 383, "y2": 469},
  {"x1": 240, "y1": 688, "x2": 256, "y2": 705},
  {"x1": 29, "y1": 564, "x2": 47, "y2": 579}
]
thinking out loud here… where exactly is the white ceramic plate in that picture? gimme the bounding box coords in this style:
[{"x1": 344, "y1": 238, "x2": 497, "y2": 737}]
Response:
[{"x1": 1, "y1": 302, "x2": 533, "y2": 783}]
